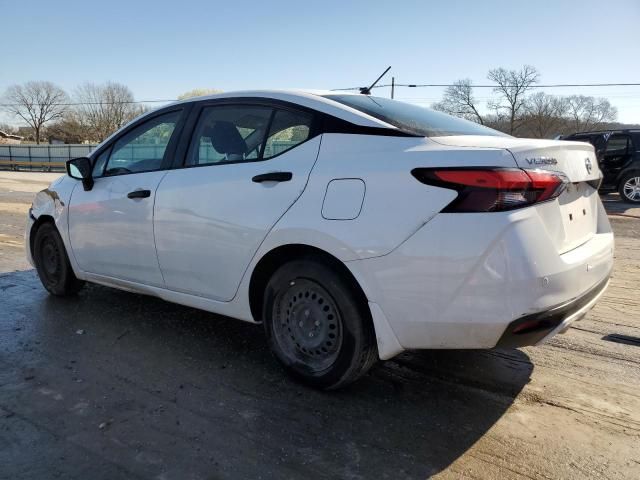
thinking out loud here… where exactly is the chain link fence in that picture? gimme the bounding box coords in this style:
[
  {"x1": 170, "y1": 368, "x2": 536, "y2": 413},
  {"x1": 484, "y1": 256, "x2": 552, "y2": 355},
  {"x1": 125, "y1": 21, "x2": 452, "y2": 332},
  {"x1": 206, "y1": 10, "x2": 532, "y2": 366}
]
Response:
[
  {"x1": 0, "y1": 144, "x2": 97, "y2": 172},
  {"x1": 0, "y1": 140, "x2": 300, "y2": 172}
]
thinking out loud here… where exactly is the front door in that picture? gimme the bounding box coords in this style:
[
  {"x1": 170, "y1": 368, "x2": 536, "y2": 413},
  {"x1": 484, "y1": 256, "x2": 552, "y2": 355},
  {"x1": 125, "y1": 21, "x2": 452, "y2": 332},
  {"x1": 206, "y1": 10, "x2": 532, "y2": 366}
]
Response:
[
  {"x1": 154, "y1": 103, "x2": 320, "y2": 301},
  {"x1": 68, "y1": 110, "x2": 184, "y2": 286}
]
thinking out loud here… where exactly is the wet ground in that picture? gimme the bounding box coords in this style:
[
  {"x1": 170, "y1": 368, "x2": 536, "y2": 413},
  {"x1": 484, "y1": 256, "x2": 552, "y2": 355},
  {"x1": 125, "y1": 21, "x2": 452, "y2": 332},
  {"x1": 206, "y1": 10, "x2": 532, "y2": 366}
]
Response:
[{"x1": 1, "y1": 172, "x2": 639, "y2": 479}]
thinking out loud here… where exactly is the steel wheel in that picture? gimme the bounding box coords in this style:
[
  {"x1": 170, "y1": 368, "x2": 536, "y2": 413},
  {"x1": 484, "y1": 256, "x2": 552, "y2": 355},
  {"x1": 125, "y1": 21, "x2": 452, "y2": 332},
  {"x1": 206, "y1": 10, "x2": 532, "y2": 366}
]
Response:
[
  {"x1": 271, "y1": 279, "x2": 343, "y2": 373},
  {"x1": 262, "y1": 257, "x2": 378, "y2": 389},
  {"x1": 33, "y1": 222, "x2": 85, "y2": 296},
  {"x1": 39, "y1": 232, "x2": 63, "y2": 287},
  {"x1": 622, "y1": 176, "x2": 640, "y2": 202}
]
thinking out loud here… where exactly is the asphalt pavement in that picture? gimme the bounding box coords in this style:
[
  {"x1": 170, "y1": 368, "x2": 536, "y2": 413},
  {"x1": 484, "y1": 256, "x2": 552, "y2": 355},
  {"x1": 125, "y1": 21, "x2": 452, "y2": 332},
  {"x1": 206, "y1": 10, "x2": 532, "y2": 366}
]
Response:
[{"x1": 1, "y1": 172, "x2": 639, "y2": 479}]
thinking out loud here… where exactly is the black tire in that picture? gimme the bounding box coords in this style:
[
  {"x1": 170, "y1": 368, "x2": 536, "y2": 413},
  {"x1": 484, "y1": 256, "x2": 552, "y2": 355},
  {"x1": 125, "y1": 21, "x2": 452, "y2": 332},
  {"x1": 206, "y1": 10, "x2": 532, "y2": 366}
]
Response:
[
  {"x1": 33, "y1": 222, "x2": 85, "y2": 296},
  {"x1": 262, "y1": 256, "x2": 378, "y2": 390},
  {"x1": 618, "y1": 171, "x2": 640, "y2": 203}
]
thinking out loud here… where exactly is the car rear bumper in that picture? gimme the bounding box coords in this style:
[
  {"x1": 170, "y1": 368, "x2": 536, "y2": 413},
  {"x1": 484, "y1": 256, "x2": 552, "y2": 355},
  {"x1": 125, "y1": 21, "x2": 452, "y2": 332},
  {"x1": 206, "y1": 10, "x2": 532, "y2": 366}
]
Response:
[
  {"x1": 347, "y1": 200, "x2": 614, "y2": 354},
  {"x1": 495, "y1": 274, "x2": 610, "y2": 348}
]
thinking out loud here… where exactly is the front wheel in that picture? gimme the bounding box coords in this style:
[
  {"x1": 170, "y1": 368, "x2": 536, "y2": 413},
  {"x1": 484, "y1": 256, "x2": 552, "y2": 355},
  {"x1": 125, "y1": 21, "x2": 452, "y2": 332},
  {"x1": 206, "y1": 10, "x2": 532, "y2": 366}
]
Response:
[
  {"x1": 619, "y1": 172, "x2": 640, "y2": 203},
  {"x1": 263, "y1": 257, "x2": 378, "y2": 390},
  {"x1": 33, "y1": 222, "x2": 85, "y2": 296}
]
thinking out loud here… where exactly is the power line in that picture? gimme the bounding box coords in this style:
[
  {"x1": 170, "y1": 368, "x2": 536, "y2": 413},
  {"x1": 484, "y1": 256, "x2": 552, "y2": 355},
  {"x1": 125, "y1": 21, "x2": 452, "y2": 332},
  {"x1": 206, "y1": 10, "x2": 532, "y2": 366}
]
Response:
[
  {"x1": 0, "y1": 99, "x2": 177, "y2": 107},
  {"x1": 332, "y1": 82, "x2": 640, "y2": 91},
  {"x1": 1, "y1": 82, "x2": 639, "y2": 107}
]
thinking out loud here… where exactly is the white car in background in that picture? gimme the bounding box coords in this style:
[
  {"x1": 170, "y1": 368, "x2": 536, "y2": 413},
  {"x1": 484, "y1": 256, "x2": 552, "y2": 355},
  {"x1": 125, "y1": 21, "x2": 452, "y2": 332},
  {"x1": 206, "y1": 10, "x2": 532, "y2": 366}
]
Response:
[{"x1": 26, "y1": 90, "x2": 614, "y2": 389}]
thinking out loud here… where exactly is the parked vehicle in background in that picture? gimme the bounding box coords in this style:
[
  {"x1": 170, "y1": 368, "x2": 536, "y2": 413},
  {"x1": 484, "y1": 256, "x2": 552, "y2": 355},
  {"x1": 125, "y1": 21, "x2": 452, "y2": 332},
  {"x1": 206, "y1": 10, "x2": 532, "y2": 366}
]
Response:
[
  {"x1": 26, "y1": 91, "x2": 614, "y2": 389},
  {"x1": 561, "y1": 130, "x2": 640, "y2": 203}
]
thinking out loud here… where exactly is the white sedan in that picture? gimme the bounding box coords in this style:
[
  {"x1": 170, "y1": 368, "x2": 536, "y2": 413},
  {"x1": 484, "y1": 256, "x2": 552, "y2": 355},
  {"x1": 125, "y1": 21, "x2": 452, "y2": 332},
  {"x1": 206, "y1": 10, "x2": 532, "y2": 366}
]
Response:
[{"x1": 26, "y1": 90, "x2": 614, "y2": 389}]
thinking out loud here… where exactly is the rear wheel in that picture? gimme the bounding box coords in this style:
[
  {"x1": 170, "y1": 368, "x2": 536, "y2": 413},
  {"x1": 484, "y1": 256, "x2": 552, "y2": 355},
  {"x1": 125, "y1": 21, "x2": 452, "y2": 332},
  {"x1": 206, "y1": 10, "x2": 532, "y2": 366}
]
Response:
[
  {"x1": 263, "y1": 257, "x2": 378, "y2": 390},
  {"x1": 619, "y1": 172, "x2": 640, "y2": 203},
  {"x1": 33, "y1": 222, "x2": 84, "y2": 296}
]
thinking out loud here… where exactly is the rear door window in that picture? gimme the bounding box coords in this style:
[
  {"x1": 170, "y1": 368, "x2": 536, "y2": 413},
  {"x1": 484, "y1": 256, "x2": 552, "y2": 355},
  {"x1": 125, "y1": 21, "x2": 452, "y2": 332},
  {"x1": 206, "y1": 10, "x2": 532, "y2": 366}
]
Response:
[
  {"x1": 605, "y1": 135, "x2": 630, "y2": 155},
  {"x1": 185, "y1": 104, "x2": 315, "y2": 166},
  {"x1": 263, "y1": 109, "x2": 313, "y2": 159},
  {"x1": 186, "y1": 105, "x2": 272, "y2": 166}
]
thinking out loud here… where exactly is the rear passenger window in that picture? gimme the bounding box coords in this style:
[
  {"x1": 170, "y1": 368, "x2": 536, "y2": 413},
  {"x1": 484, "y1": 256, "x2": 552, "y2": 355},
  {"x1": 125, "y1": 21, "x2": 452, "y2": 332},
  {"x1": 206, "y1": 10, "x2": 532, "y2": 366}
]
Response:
[
  {"x1": 263, "y1": 110, "x2": 313, "y2": 159},
  {"x1": 605, "y1": 135, "x2": 630, "y2": 154},
  {"x1": 187, "y1": 105, "x2": 272, "y2": 166}
]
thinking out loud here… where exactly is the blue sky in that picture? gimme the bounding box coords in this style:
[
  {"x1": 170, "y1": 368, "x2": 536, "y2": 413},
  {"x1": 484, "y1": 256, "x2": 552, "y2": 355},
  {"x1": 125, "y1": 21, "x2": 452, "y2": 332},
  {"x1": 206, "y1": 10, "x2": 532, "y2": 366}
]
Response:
[{"x1": 2, "y1": 0, "x2": 640, "y2": 123}]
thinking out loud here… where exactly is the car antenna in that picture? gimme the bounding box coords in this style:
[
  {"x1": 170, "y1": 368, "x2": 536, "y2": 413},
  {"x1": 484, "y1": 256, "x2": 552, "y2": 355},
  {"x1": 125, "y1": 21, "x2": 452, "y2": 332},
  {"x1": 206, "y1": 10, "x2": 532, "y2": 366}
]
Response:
[{"x1": 359, "y1": 66, "x2": 391, "y2": 95}]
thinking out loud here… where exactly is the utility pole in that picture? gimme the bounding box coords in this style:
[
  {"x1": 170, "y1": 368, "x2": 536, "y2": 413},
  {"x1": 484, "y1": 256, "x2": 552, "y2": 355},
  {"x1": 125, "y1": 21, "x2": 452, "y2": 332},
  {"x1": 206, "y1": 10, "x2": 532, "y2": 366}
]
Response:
[{"x1": 391, "y1": 77, "x2": 395, "y2": 99}]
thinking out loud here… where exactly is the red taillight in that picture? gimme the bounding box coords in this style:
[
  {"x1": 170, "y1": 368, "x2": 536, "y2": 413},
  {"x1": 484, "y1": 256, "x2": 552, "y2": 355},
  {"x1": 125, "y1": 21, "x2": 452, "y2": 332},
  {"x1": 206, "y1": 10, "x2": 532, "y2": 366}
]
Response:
[
  {"x1": 433, "y1": 169, "x2": 531, "y2": 189},
  {"x1": 524, "y1": 169, "x2": 568, "y2": 202},
  {"x1": 411, "y1": 168, "x2": 568, "y2": 212}
]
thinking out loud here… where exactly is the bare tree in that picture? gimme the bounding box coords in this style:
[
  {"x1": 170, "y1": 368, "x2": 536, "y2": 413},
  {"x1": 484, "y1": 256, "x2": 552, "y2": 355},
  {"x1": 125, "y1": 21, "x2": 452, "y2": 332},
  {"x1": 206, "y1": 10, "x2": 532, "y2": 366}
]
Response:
[
  {"x1": 523, "y1": 92, "x2": 568, "y2": 138},
  {"x1": 487, "y1": 65, "x2": 540, "y2": 134},
  {"x1": 74, "y1": 82, "x2": 146, "y2": 141},
  {"x1": 46, "y1": 111, "x2": 89, "y2": 144},
  {"x1": 432, "y1": 79, "x2": 484, "y2": 124},
  {"x1": 2, "y1": 81, "x2": 68, "y2": 144},
  {"x1": 565, "y1": 95, "x2": 617, "y2": 132}
]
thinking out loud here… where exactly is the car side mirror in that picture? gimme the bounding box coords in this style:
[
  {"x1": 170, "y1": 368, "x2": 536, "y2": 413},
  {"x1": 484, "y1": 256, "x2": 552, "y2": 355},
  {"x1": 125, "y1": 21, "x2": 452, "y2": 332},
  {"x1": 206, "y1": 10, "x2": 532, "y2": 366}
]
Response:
[{"x1": 66, "y1": 157, "x2": 94, "y2": 191}]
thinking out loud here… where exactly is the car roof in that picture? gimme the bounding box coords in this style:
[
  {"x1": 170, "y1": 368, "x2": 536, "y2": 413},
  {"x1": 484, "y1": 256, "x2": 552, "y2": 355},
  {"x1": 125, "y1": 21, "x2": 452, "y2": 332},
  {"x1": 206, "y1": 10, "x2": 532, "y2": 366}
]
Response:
[
  {"x1": 171, "y1": 89, "x2": 397, "y2": 130},
  {"x1": 92, "y1": 90, "x2": 405, "y2": 156}
]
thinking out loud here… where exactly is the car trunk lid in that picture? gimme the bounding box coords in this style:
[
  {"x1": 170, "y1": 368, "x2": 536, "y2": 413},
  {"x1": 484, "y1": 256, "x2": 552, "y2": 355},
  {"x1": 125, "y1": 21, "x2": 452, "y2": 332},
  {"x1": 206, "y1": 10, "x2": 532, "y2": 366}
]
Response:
[{"x1": 431, "y1": 135, "x2": 601, "y2": 253}]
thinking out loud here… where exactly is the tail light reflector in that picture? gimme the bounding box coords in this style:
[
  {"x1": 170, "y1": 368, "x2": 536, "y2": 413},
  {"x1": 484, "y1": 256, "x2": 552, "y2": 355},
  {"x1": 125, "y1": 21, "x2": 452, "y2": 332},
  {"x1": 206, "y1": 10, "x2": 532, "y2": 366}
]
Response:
[{"x1": 411, "y1": 168, "x2": 568, "y2": 212}]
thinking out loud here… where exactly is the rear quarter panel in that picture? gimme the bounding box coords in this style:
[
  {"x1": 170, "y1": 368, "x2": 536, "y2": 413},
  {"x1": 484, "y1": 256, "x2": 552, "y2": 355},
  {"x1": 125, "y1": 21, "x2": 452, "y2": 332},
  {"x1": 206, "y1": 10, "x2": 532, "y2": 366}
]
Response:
[{"x1": 263, "y1": 133, "x2": 517, "y2": 261}]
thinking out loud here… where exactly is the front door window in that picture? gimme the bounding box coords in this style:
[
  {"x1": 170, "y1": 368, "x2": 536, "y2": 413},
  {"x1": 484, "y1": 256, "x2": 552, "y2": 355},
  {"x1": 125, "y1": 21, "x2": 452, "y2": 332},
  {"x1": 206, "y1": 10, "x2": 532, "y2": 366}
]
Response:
[{"x1": 100, "y1": 111, "x2": 180, "y2": 176}]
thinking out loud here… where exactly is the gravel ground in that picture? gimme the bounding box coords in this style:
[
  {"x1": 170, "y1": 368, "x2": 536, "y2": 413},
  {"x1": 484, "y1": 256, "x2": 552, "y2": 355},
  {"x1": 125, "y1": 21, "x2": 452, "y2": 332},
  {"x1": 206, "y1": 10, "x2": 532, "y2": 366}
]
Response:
[{"x1": 0, "y1": 171, "x2": 639, "y2": 479}]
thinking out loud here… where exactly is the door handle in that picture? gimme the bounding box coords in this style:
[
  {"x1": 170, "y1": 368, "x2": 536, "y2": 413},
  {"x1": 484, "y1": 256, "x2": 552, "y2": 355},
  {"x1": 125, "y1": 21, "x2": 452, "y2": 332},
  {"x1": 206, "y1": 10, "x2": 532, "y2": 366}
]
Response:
[
  {"x1": 252, "y1": 172, "x2": 293, "y2": 183},
  {"x1": 127, "y1": 189, "x2": 151, "y2": 199}
]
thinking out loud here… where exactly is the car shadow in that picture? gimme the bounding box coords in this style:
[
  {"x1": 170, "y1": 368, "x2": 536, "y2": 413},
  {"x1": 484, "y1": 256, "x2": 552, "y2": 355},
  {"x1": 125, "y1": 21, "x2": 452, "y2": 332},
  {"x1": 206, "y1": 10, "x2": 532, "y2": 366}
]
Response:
[
  {"x1": 601, "y1": 192, "x2": 640, "y2": 217},
  {"x1": 2, "y1": 271, "x2": 533, "y2": 479}
]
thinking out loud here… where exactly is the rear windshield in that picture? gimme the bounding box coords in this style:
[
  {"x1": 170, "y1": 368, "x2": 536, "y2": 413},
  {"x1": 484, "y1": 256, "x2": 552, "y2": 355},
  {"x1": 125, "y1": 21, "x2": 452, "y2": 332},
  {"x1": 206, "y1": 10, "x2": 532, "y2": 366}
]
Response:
[{"x1": 323, "y1": 94, "x2": 508, "y2": 138}]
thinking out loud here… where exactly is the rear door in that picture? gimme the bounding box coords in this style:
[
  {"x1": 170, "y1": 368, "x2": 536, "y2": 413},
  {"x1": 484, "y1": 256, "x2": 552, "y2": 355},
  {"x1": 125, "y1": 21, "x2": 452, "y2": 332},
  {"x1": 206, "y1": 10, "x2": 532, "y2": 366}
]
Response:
[
  {"x1": 601, "y1": 133, "x2": 634, "y2": 185},
  {"x1": 154, "y1": 102, "x2": 320, "y2": 301},
  {"x1": 68, "y1": 109, "x2": 185, "y2": 286}
]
